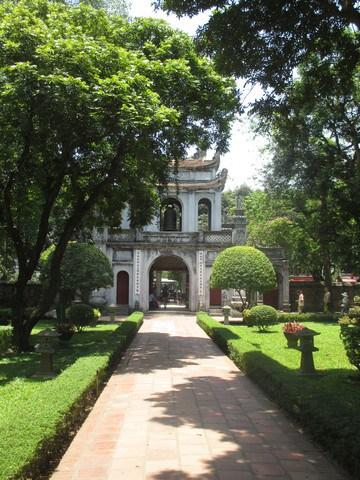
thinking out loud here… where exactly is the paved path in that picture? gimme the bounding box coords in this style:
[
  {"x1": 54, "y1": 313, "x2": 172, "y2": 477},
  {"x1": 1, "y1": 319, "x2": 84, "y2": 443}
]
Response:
[{"x1": 51, "y1": 313, "x2": 347, "y2": 480}]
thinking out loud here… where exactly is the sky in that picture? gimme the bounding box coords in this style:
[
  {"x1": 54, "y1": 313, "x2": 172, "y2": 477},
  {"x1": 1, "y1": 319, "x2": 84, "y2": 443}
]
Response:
[{"x1": 129, "y1": 1, "x2": 267, "y2": 190}]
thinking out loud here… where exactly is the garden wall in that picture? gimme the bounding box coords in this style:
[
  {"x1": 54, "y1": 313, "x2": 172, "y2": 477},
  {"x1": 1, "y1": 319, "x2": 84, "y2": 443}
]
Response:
[
  {"x1": 264, "y1": 282, "x2": 360, "y2": 312},
  {"x1": 289, "y1": 282, "x2": 360, "y2": 312}
]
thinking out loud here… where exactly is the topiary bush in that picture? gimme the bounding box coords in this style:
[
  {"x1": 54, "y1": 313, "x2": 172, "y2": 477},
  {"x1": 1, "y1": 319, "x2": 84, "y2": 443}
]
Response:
[
  {"x1": 243, "y1": 305, "x2": 278, "y2": 332},
  {"x1": 339, "y1": 296, "x2": 360, "y2": 372},
  {"x1": 66, "y1": 304, "x2": 96, "y2": 332},
  {"x1": 211, "y1": 246, "x2": 276, "y2": 309}
]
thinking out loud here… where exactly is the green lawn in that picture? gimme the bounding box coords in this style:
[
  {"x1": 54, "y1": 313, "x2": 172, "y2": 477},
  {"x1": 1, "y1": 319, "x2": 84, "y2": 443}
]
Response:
[
  {"x1": 197, "y1": 313, "x2": 360, "y2": 477},
  {"x1": 0, "y1": 314, "x2": 143, "y2": 480},
  {"x1": 228, "y1": 321, "x2": 353, "y2": 373}
]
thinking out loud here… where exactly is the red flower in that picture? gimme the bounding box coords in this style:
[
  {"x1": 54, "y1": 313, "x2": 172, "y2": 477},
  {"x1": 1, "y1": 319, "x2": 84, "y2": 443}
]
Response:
[{"x1": 283, "y1": 322, "x2": 305, "y2": 333}]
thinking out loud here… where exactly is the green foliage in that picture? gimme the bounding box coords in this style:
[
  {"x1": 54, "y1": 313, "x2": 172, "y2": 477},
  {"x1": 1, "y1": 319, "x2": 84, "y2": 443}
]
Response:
[
  {"x1": 197, "y1": 313, "x2": 360, "y2": 477},
  {"x1": 354, "y1": 296, "x2": 360, "y2": 305},
  {"x1": 243, "y1": 190, "x2": 318, "y2": 275},
  {"x1": 197, "y1": 311, "x2": 238, "y2": 353},
  {"x1": 278, "y1": 312, "x2": 339, "y2": 324},
  {"x1": 211, "y1": 246, "x2": 276, "y2": 306},
  {"x1": 0, "y1": 326, "x2": 12, "y2": 353},
  {"x1": 260, "y1": 33, "x2": 360, "y2": 280},
  {"x1": 0, "y1": 312, "x2": 143, "y2": 480},
  {"x1": 41, "y1": 242, "x2": 113, "y2": 303},
  {"x1": 66, "y1": 0, "x2": 129, "y2": 16},
  {"x1": 157, "y1": 1, "x2": 359, "y2": 94},
  {"x1": 221, "y1": 184, "x2": 251, "y2": 219},
  {"x1": 340, "y1": 297, "x2": 360, "y2": 372},
  {"x1": 243, "y1": 305, "x2": 278, "y2": 332},
  {"x1": 0, "y1": 0, "x2": 237, "y2": 350},
  {"x1": 66, "y1": 304, "x2": 96, "y2": 331}
]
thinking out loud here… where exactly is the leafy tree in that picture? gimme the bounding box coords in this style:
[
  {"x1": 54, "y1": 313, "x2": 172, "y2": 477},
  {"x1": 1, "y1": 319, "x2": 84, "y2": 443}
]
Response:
[
  {"x1": 65, "y1": 0, "x2": 129, "y2": 16},
  {"x1": 40, "y1": 242, "x2": 113, "y2": 304},
  {"x1": 259, "y1": 39, "x2": 360, "y2": 296},
  {"x1": 0, "y1": 0, "x2": 237, "y2": 350},
  {"x1": 221, "y1": 184, "x2": 251, "y2": 220},
  {"x1": 243, "y1": 190, "x2": 319, "y2": 276},
  {"x1": 156, "y1": 0, "x2": 359, "y2": 93},
  {"x1": 211, "y1": 246, "x2": 276, "y2": 307}
]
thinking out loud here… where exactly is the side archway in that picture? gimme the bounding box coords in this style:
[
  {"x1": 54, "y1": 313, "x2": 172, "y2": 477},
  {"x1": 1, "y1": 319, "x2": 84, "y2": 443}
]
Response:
[{"x1": 117, "y1": 270, "x2": 129, "y2": 305}]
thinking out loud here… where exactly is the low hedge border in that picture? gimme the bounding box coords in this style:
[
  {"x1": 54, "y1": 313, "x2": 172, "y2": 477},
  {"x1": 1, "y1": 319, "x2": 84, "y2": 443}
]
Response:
[
  {"x1": 3, "y1": 312, "x2": 143, "y2": 480},
  {"x1": 0, "y1": 326, "x2": 12, "y2": 354},
  {"x1": 278, "y1": 312, "x2": 339, "y2": 323},
  {"x1": 197, "y1": 311, "x2": 358, "y2": 478}
]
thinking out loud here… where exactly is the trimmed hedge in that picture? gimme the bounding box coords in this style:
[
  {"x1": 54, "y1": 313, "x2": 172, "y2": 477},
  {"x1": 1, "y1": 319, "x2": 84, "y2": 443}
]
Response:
[
  {"x1": 0, "y1": 312, "x2": 143, "y2": 480},
  {"x1": 0, "y1": 326, "x2": 12, "y2": 353},
  {"x1": 197, "y1": 312, "x2": 360, "y2": 478},
  {"x1": 278, "y1": 312, "x2": 339, "y2": 323}
]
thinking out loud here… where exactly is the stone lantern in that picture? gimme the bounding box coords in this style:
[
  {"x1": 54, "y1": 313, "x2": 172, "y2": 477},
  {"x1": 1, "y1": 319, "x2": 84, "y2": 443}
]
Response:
[
  {"x1": 33, "y1": 328, "x2": 60, "y2": 378},
  {"x1": 223, "y1": 305, "x2": 231, "y2": 325},
  {"x1": 297, "y1": 328, "x2": 320, "y2": 375}
]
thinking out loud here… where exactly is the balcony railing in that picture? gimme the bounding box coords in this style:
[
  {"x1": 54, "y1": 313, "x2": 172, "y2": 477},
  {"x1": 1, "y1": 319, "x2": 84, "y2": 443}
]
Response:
[{"x1": 97, "y1": 229, "x2": 233, "y2": 245}]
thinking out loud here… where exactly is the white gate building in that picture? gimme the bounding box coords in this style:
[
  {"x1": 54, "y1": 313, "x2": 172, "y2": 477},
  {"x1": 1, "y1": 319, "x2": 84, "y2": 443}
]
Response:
[{"x1": 93, "y1": 152, "x2": 290, "y2": 312}]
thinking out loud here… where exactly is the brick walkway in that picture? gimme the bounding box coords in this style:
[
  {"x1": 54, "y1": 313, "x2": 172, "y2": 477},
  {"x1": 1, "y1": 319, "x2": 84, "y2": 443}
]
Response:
[{"x1": 51, "y1": 313, "x2": 347, "y2": 480}]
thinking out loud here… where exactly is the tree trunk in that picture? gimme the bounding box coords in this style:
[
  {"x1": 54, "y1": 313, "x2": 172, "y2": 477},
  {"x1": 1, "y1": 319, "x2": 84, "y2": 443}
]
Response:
[{"x1": 12, "y1": 284, "x2": 33, "y2": 352}]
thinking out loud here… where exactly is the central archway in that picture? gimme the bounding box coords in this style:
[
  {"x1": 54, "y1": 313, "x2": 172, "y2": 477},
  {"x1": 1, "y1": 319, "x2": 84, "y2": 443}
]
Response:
[{"x1": 149, "y1": 255, "x2": 189, "y2": 311}]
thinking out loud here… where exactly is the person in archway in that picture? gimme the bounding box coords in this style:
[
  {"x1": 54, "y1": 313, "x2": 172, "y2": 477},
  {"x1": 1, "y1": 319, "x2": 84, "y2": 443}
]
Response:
[{"x1": 149, "y1": 290, "x2": 160, "y2": 309}]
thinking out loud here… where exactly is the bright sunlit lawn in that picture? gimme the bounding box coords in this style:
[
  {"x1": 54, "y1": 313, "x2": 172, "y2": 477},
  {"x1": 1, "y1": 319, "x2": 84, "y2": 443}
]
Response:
[
  {"x1": 197, "y1": 313, "x2": 360, "y2": 477},
  {"x1": 0, "y1": 314, "x2": 142, "y2": 480}
]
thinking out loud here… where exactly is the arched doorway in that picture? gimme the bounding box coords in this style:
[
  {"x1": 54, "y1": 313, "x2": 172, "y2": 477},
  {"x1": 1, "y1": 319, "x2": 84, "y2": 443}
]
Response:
[
  {"x1": 117, "y1": 271, "x2": 129, "y2": 305},
  {"x1": 149, "y1": 255, "x2": 189, "y2": 310}
]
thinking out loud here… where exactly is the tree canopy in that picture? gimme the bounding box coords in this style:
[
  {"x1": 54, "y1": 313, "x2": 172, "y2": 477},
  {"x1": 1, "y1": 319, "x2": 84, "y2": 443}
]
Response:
[
  {"x1": 156, "y1": 0, "x2": 359, "y2": 94},
  {"x1": 259, "y1": 37, "x2": 360, "y2": 287},
  {"x1": 0, "y1": 0, "x2": 238, "y2": 350},
  {"x1": 40, "y1": 242, "x2": 113, "y2": 304},
  {"x1": 211, "y1": 246, "x2": 276, "y2": 306}
]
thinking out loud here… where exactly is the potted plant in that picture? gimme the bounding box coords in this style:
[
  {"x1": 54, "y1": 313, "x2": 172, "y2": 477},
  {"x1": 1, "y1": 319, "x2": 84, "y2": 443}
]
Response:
[
  {"x1": 282, "y1": 321, "x2": 305, "y2": 348},
  {"x1": 56, "y1": 322, "x2": 76, "y2": 341}
]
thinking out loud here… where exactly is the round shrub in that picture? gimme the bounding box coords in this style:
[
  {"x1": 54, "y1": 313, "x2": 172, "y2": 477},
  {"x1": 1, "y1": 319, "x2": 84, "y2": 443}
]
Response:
[
  {"x1": 66, "y1": 304, "x2": 95, "y2": 332},
  {"x1": 243, "y1": 305, "x2": 278, "y2": 332},
  {"x1": 211, "y1": 246, "x2": 276, "y2": 308}
]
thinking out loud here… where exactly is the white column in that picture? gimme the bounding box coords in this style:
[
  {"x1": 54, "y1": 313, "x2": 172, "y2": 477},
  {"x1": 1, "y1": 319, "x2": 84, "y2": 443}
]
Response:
[
  {"x1": 213, "y1": 191, "x2": 222, "y2": 230},
  {"x1": 133, "y1": 249, "x2": 142, "y2": 309},
  {"x1": 187, "y1": 191, "x2": 196, "y2": 231},
  {"x1": 197, "y1": 250, "x2": 206, "y2": 310}
]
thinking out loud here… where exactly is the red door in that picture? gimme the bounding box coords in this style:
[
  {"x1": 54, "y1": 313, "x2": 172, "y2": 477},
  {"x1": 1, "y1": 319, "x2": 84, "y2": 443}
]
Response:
[
  {"x1": 263, "y1": 288, "x2": 278, "y2": 309},
  {"x1": 117, "y1": 271, "x2": 129, "y2": 305},
  {"x1": 210, "y1": 287, "x2": 222, "y2": 306}
]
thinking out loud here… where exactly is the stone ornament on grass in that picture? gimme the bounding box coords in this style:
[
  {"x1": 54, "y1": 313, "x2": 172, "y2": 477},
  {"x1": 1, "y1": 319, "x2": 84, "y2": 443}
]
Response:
[{"x1": 282, "y1": 321, "x2": 305, "y2": 348}]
